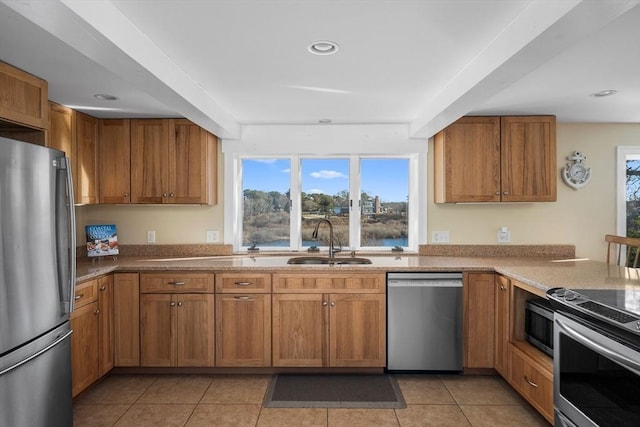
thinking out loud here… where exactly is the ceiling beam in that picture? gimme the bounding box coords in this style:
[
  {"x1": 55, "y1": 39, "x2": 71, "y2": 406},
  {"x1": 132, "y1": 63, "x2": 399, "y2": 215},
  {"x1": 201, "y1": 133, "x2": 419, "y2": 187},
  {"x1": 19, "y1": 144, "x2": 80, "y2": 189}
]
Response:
[
  {"x1": 1, "y1": 0, "x2": 240, "y2": 139},
  {"x1": 409, "y1": 0, "x2": 640, "y2": 139}
]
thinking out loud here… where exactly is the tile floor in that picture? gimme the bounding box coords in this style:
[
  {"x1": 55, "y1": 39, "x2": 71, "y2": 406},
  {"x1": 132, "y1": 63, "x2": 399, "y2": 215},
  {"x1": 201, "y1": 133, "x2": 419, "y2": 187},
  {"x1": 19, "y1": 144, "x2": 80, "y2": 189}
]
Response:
[{"x1": 73, "y1": 374, "x2": 551, "y2": 427}]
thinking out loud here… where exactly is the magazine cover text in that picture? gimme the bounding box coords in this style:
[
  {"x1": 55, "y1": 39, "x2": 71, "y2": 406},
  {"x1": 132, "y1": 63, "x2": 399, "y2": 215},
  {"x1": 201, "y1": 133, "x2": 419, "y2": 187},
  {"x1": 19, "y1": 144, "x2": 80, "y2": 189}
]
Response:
[{"x1": 86, "y1": 224, "x2": 119, "y2": 257}]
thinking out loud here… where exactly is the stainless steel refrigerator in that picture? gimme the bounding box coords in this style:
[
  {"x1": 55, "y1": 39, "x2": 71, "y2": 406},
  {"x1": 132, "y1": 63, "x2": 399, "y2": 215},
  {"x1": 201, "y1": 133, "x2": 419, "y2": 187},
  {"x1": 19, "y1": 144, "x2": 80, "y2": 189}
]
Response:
[{"x1": 0, "y1": 137, "x2": 76, "y2": 426}]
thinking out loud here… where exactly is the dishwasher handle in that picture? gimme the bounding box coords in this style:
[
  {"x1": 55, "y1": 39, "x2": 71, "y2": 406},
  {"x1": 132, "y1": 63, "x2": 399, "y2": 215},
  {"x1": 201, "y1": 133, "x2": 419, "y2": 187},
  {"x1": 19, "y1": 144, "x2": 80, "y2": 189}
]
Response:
[{"x1": 387, "y1": 279, "x2": 463, "y2": 288}]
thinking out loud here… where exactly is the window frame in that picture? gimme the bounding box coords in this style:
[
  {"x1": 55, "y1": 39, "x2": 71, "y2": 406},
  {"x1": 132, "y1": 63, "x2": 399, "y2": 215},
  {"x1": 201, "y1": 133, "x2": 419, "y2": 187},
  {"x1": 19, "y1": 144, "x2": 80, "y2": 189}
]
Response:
[
  {"x1": 230, "y1": 153, "x2": 420, "y2": 252},
  {"x1": 616, "y1": 146, "x2": 640, "y2": 238}
]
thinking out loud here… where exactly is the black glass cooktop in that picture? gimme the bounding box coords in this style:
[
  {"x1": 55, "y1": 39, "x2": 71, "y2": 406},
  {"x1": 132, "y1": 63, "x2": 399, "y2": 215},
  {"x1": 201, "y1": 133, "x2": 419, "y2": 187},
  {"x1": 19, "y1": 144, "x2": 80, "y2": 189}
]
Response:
[{"x1": 576, "y1": 289, "x2": 640, "y2": 318}]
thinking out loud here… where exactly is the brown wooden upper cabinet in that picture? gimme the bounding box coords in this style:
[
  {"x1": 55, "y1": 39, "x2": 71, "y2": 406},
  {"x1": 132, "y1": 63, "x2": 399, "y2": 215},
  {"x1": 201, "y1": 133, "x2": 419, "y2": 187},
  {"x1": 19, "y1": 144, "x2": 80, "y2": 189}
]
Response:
[
  {"x1": 48, "y1": 103, "x2": 98, "y2": 205},
  {"x1": 434, "y1": 116, "x2": 556, "y2": 203},
  {"x1": 98, "y1": 118, "x2": 217, "y2": 205},
  {"x1": 98, "y1": 119, "x2": 131, "y2": 204},
  {"x1": 0, "y1": 61, "x2": 48, "y2": 130}
]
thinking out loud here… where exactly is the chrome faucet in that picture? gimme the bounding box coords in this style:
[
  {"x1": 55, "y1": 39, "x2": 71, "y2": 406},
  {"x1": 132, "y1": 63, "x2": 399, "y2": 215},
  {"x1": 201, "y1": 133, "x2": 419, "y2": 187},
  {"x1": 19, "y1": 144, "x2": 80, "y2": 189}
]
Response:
[{"x1": 312, "y1": 219, "x2": 336, "y2": 258}]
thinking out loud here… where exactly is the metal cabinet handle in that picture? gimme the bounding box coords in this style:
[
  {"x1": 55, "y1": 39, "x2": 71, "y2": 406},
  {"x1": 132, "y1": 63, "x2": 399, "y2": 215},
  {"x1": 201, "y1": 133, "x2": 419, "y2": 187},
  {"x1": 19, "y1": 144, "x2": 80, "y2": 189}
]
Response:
[
  {"x1": 94, "y1": 309, "x2": 100, "y2": 315},
  {"x1": 168, "y1": 281, "x2": 185, "y2": 286},
  {"x1": 524, "y1": 376, "x2": 538, "y2": 388},
  {"x1": 169, "y1": 192, "x2": 175, "y2": 197},
  {"x1": 163, "y1": 192, "x2": 168, "y2": 197},
  {"x1": 495, "y1": 191, "x2": 500, "y2": 195},
  {"x1": 170, "y1": 302, "x2": 176, "y2": 307},
  {"x1": 100, "y1": 286, "x2": 106, "y2": 291},
  {"x1": 500, "y1": 285, "x2": 507, "y2": 291},
  {"x1": 234, "y1": 296, "x2": 252, "y2": 300},
  {"x1": 503, "y1": 191, "x2": 509, "y2": 195},
  {"x1": 330, "y1": 301, "x2": 335, "y2": 307},
  {"x1": 322, "y1": 301, "x2": 328, "y2": 306},
  {"x1": 124, "y1": 192, "x2": 129, "y2": 197},
  {"x1": 74, "y1": 294, "x2": 84, "y2": 300},
  {"x1": 234, "y1": 281, "x2": 252, "y2": 286},
  {"x1": 177, "y1": 302, "x2": 183, "y2": 307}
]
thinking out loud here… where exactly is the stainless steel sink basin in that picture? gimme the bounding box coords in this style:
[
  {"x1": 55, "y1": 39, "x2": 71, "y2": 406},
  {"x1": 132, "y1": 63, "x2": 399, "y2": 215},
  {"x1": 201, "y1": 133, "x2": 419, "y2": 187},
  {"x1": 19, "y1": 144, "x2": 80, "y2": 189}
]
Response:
[{"x1": 287, "y1": 256, "x2": 372, "y2": 265}]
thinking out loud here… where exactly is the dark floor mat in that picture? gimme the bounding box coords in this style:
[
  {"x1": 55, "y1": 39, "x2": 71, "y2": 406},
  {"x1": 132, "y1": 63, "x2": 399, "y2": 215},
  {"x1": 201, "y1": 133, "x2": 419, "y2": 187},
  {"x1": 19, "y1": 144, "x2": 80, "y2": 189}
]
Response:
[{"x1": 263, "y1": 374, "x2": 406, "y2": 408}]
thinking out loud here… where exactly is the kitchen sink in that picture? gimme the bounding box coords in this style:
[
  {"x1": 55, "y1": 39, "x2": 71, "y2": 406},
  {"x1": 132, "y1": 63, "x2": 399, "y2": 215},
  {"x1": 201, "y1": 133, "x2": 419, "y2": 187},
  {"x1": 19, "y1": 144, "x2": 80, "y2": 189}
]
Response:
[{"x1": 287, "y1": 256, "x2": 372, "y2": 265}]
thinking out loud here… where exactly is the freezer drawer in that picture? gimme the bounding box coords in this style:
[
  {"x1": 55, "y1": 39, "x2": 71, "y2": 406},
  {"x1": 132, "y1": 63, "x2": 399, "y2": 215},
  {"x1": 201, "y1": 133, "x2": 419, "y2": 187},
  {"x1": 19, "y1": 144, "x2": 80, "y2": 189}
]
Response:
[{"x1": 0, "y1": 322, "x2": 73, "y2": 427}]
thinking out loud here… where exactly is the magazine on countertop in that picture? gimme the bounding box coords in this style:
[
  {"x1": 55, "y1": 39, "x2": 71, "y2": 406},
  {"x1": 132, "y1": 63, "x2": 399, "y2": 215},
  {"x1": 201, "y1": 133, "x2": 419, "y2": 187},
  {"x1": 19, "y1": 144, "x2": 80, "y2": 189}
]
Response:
[{"x1": 86, "y1": 224, "x2": 119, "y2": 257}]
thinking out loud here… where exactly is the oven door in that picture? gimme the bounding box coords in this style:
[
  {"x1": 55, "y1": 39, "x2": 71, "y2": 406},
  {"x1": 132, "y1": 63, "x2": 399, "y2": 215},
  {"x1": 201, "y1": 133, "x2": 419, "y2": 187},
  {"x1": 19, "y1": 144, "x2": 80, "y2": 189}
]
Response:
[{"x1": 554, "y1": 312, "x2": 640, "y2": 427}]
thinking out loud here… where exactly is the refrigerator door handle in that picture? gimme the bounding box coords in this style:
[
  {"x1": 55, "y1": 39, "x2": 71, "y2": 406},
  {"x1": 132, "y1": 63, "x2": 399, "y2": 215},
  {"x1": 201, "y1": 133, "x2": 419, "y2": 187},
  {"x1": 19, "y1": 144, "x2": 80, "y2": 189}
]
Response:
[
  {"x1": 0, "y1": 330, "x2": 73, "y2": 376},
  {"x1": 56, "y1": 157, "x2": 76, "y2": 314}
]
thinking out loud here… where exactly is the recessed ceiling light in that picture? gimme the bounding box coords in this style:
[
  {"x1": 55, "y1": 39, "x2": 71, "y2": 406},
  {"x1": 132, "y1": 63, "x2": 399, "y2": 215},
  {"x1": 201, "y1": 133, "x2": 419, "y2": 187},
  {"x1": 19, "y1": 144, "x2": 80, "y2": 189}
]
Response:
[
  {"x1": 591, "y1": 89, "x2": 617, "y2": 97},
  {"x1": 93, "y1": 93, "x2": 118, "y2": 101},
  {"x1": 318, "y1": 119, "x2": 332, "y2": 124},
  {"x1": 307, "y1": 41, "x2": 339, "y2": 56}
]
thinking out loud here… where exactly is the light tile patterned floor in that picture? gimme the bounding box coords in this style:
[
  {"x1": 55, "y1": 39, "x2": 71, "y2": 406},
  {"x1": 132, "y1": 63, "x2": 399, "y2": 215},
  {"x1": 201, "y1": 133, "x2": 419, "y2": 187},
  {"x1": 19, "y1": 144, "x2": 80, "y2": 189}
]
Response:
[{"x1": 73, "y1": 374, "x2": 551, "y2": 427}]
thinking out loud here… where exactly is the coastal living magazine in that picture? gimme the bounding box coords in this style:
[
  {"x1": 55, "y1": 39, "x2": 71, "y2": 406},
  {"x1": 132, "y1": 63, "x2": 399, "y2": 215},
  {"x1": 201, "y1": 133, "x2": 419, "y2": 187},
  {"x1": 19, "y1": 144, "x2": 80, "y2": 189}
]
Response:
[{"x1": 86, "y1": 224, "x2": 119, "y2": 257}]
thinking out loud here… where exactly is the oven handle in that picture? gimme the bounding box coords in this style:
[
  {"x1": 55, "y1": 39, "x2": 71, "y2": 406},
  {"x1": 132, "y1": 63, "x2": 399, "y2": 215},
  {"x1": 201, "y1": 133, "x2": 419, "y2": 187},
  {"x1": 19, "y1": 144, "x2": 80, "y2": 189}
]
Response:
[{"x1": 555, "y1": 317, "x2": 640, "y2": 376}]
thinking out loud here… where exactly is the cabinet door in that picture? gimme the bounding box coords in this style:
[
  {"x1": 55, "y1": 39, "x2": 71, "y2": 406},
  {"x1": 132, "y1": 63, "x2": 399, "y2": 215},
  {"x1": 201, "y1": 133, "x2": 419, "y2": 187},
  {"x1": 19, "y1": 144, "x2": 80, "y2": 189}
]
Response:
[
  {"x1": 97, "y1": 275, "x2": 114, "y2": 377},
  {"x1": 70, "y1": 301, "x2": 99, "y2": 397},
  {"x1": 434, "y1": 116, "x2": 501, "y2": 203},
  {"x1": 494, "y1": 275, "x2": 510, "y2": 377},
  {"x1": 501, "y1": 116, "x2": 556, "y2": 202},
  {"x1": 464, "y1": 272, "x2": 496, "y2": 368},
  {"x1": 0, "y1": 61, "x2": 48, "y2": 130},
  {"x1": 330, "y1": 293, "x2": 386, "y2": 367},
  {"x1": 47, "y1": 102, "x2": 72, "y2": 155},
  {"x1": 508, "y1": 344, "x2": 554, "y2": 423},
  {"x1": 216, "y1": 294, "x2": 271, "y2": 367},
  {"x1": 176, "y1": 294, "x2": 215, "y2": 367},
  {"x1": 113, "y1": 273, "x2": 139, "y2": 367},
  {"x1": 140, "y1": 293, "x2": 175, "y2": 367},
  {"x1": 98, "y1": 119, "x2": 131, "y2": 203},
  {"x1": 272, "y1": 294, "x2": 327, "y2": 367},
  {"x1": 131, "y1": 119, "x2": 169, "y2": 203},
  {"x1": 168, "y1": 119, "x2": 217, "y2": 204},
  {"x1": 74, "y1": 111, "x2": 98, "y2": 204}
]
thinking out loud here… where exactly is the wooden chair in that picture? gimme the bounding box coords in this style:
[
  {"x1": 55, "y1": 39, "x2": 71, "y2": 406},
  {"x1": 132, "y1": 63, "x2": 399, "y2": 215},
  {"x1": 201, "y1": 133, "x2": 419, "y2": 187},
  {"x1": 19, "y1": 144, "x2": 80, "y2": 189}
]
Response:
[{"x1": 605, "y1": 234, "x2": 640, "y2": 268}]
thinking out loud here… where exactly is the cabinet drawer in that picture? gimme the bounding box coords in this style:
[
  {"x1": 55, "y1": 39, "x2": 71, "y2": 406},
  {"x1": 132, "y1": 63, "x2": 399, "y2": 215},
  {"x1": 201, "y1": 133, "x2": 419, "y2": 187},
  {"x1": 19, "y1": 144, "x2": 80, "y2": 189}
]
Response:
[
  {"x1": 272, "y1": 273, "x2": 385, "y2": 293},
  {"x1": 508, "y1": 344, "x2": 553, "y2": 423},
  {"x1": 140, "y1": 273, "x2": 214, "y2": 293},
  {"x1": 74, "y1": 279, "x2": 98, "y2": 309},
  {"x1": 216, "y1": 273, "x2": 271, "y2": 293}
]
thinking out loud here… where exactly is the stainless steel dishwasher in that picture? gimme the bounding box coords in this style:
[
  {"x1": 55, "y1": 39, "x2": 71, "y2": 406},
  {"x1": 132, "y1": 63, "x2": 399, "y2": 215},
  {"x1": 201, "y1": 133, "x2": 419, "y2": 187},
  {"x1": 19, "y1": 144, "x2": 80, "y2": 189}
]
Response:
[{"x1": 387, "y1": 272, "x2": 463, "y2": 371}]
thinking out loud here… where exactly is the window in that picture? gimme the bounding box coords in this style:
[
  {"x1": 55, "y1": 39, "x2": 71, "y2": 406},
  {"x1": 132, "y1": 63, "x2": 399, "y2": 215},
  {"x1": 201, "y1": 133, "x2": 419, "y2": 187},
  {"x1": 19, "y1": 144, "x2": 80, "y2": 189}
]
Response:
[
  {"x1": 237, "y1": 155, "x2": 414, "y2": 251},
  {"x1": 616, "y1": 147, "x2": 640, "y2": 265}
]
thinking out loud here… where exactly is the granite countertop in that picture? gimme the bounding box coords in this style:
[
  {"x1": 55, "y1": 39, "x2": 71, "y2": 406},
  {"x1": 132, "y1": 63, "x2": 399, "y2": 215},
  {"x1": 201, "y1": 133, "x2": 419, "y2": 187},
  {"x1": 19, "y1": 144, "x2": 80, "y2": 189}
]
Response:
[{"x1": 75, "y1": 253, "x2": 640, "y2": 294}]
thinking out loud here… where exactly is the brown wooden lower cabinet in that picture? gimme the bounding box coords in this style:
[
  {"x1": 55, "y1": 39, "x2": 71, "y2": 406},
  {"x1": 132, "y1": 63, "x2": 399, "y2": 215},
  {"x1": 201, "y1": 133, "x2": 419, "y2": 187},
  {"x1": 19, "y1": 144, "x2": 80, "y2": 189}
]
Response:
[
  {"x1": 113, "y1": 273, "x2": 140, "y2": 367},
  {"x1": 464, "y1": 272, "x2": 496, "y2": 368},
  {"x1": 70, "y1": 276, "x2": 113, "y2": 397},
  {"x1": 215, "y1": 293, "x2": 271, "y2": 366},
  {"x1": 140, "y1": 293, "x2": 215, "y2": 367},
  {"x1": 272, "y1": 293, "x2": 385, "y2": 367},
  {"x1": 494, "y1": 275, "x2": 510, "y2": 377},
  {"x1": 70, "y1": 300, "x2": 99, "y2": 397},
  {"x1": 508, "y1": 343, "x2": 554, "y2": 423}
]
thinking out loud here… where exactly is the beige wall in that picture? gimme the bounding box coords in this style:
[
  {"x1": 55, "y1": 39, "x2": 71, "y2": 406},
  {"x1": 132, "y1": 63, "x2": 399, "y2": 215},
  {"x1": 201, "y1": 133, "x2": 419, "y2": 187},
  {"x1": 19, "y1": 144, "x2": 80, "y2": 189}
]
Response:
[{"x1": 76, "y1": 123, "x2": 639, "y2": 261}]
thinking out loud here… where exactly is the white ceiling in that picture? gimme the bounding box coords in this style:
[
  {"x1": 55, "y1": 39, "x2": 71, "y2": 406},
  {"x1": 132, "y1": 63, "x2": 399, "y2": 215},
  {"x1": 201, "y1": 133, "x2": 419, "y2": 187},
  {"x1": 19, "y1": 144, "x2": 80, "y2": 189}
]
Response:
[{"x1": 0, "y1": 0, "x2": 638, "y2": 140}]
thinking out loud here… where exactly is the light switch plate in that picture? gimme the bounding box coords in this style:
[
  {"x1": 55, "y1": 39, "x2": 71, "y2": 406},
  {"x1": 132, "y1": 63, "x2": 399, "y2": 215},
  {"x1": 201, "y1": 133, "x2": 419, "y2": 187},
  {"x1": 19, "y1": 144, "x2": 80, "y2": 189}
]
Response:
[
  {"x1": 146, "y1": 230, "x2": 156, "y2": 244},
  {"x1": 206, "y1": 230, "x2": 219, "y2": 243}
]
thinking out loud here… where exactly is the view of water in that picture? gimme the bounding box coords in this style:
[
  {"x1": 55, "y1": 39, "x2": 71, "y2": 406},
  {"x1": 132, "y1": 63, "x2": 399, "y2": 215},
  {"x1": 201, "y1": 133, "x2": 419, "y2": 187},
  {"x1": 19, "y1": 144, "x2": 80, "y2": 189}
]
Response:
[{"x1": 246, "y1": 237, "x2": 408, "y2": 248}]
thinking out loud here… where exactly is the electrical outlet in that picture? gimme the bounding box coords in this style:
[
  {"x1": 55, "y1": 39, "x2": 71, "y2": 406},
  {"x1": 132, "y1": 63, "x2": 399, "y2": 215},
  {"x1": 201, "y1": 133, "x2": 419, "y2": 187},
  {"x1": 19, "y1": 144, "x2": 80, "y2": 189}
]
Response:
[
  {"x1": 206, "y1": 230, "x2": 219, "y2": 243},
  {"x1": 146, "y1": 230, "x2": 156, "y2": 244},
  {"x1": 432, "y1": 230, "x2": 450, "y2": 243},
  {"x1": 497, "y1": 226, "x2": 511, "y2": 243}
]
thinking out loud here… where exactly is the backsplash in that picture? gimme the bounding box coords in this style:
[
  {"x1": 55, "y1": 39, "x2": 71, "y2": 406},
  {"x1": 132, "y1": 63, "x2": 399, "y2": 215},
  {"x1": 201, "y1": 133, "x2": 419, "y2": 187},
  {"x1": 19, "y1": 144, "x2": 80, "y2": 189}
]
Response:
[{"x1": 419, "y1": 244, "x2": 575, "y2": 258}]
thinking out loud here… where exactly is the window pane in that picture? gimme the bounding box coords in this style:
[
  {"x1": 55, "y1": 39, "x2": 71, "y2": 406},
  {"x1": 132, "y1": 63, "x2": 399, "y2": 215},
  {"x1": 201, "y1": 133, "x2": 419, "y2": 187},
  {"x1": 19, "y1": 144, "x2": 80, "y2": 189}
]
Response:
[
  {"x1": 242, "y1": 159, "x2": 291, "y2": 247},
  {"x1": 360, "y1": 159, "x2": 409, "y2": 247},
  {"x1": 627, "y1": 159, "x2": 640, "y2": 265},
  {"x1": 301, "y1": 158, "x2": 350, "y2": 249}
]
